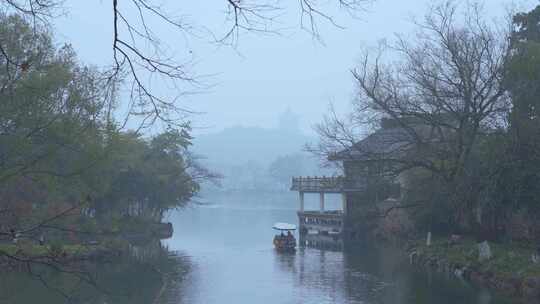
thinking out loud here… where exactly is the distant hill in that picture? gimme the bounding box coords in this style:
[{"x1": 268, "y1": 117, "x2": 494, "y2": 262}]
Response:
[
  {"x1": 190, "y1": 125, "x2": 338, "y2": 193},
  {"x1": 191, "y1": 125, "x2": 314, "y2": 168}
]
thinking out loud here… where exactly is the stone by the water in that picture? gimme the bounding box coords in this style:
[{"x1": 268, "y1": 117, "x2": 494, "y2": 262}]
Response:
[{"x1": 478, "y1": 241, "x2": 492, "y2": 262}]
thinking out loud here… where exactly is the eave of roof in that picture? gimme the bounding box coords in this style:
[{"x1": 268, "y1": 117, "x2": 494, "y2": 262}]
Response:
[{"x1": 328, "y1": 127, "x2": 413, "y2": 162}]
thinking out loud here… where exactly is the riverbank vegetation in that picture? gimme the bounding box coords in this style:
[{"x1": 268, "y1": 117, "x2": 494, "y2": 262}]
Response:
[
  {"x1": 0, "y1": 12, "x2": 200, "y2": 262},
  {"x1": 411, "y1": 236, "x2": 540, "y2": 299},
  {"x1": 0, "y1": 240, "x2": 187, "y2": 304},
  {"x1": 313, "y1": 1, "x2": 540, "y2": 298},
  {"x1": 0, "y1": 11, "x2": 204, "y2": 302}
]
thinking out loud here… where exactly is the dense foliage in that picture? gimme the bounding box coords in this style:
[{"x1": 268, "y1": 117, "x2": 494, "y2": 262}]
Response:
[
  {"x1": 404, "y1": 4, "x2": 540, "y2": 238},
  {"x1": 315, "y1": 3, "x2": 540, "y2": 241},
  {"x1": 400, "y1": 5, "x2": 540, "y2": 237},
  {"x1": 0, "y1": 14, "x2": 199, "y2": 238}
]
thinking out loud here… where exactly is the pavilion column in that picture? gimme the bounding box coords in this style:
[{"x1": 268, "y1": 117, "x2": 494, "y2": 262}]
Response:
[
  {"x1": 299, "y1": 192, "x2": 305, "y2": 212},
  {"x1": 341, "y1": 192, "x2": 347, "y2": 215},
  {"x1": 319, "y1": 192, "x2": 325, "y2": 212}
]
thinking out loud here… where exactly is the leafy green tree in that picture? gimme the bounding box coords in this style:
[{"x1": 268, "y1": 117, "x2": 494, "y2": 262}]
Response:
[
  {"x1": 0, "y1": 14, "x2": 115, "y2": 233},
  {"x1": 504, "y1": 5, "x2": 540, "y2": 211},
  {"x1": 0, "y1": 13, "x2": 200, "y2": 239},
  {"x1": 94, "y1": 129, "x2": 198, "y2": 222}
]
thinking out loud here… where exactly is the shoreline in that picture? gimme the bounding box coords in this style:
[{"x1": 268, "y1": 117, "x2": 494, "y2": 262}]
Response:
[
  {"x1": 0, "y1": 221, "x2": 173, "y2": 272},
  {"x1": 405, "y1": 237, "x2": 540, "y2": 302}
]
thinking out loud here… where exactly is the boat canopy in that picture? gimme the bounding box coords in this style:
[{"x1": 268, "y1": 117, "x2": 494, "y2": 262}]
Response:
[{"x1": 272, "y1": 222, "x2": 297, "y2": 231}]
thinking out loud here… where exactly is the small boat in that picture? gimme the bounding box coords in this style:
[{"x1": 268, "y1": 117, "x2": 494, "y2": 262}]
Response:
[{"x1": 272, "y1": 222, "x2": 297, "y2": 252}]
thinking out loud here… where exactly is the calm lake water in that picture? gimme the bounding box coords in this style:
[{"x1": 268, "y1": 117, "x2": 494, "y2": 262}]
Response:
[
  {"x1": 0, "y1": 192, "x2": 513, "y2": 303},
  {"x1": 162, "y1": 192, "x2": 512, "y2": 304}
]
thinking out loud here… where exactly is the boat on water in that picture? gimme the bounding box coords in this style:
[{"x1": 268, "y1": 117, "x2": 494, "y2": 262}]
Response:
[{"x1": 272, "y1": 222, "x2": 297, "y2": 252}]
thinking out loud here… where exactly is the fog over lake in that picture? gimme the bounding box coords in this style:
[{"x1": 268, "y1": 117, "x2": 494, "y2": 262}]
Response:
[{"x1": 2, "y1": 1, "x2": 540, "y2": 303}]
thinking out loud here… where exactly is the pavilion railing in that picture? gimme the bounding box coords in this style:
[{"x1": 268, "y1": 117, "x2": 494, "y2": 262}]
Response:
[{"x1": 290, "y1": 176, "x2": 365, "y2": 192}]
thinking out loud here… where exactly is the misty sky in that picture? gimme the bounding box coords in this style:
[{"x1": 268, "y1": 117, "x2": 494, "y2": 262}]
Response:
[{"x1": 53, "y1": 0, "x2": 535, "y2": 135}]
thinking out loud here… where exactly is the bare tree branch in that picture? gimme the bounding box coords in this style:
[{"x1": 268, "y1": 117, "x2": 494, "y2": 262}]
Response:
[{"x1": 1, "y1": 0, "x2": 373, "y2": 131}]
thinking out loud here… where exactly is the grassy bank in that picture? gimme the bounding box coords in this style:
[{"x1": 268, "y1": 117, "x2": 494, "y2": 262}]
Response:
[
  {"x1": 413, "y1": 237, "x2": 540, "y2": 278},
  {"x1": 410, "y1": 236, "x2": 540, "y2": 299},
  {"x1": 0, "y1": 242, "x2": 120, "y2": 259}
]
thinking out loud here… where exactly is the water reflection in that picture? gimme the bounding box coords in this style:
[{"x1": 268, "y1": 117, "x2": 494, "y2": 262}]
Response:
[
  {"x1": 270, "y1": 240, "x2": 509, "y2": 304},
  {"x1": 300, "y1": 233, "x2": 343, "y2": 251},
  {"x1": 274, "y1": 250, "x2": 296, "y2": 274},
  {"x1": 0, "y1": 193, "x2": 515, "y2": 304},
  {"x1": 164, "y1": 198, "x2": 513, "y2": 304},
  {"x1": 0, "y1": 240, "x2": 190, "y2": 304}
]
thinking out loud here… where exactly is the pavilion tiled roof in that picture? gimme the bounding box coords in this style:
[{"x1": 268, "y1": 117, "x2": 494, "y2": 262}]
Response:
[{"x1": 330, "y1": 127, "x2": 412, "y2": 161}]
